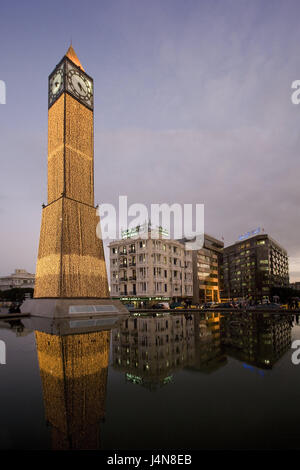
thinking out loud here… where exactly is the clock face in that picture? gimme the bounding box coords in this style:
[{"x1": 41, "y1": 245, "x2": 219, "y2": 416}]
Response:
[
  {"x1": 49, "y1": 67, "x2": 64, "y2": 107},
  {"x1": 52, "y1": 71, "x2": 63, "y2": 95},
  {"x1": 67, "y1": 69, "x2": 93, "y2": 108},
  {"x1": 48, "y1": 59, "x2": 94, "y2": 109}
]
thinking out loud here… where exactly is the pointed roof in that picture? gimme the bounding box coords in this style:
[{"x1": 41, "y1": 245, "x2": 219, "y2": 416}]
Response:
[{"x1": 65, "y1": 44, "x2": 85, "y2": 71}]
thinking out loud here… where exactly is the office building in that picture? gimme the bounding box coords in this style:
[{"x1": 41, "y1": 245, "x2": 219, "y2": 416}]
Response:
[
  {"x1": 222, "y1": 233, "x2": 289, "y2": 301},
  {"x1": 191, "y1": 234, "x2": 224, "y2": 304}
]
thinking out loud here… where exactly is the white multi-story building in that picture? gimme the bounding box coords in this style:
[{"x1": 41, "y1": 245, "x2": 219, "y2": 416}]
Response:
[
  {"x1": 109, "y1": 226, "x2": 193, "y2": 307},
  {"x1": 0, "y1": 269, "x2": 35, "y2": 291}
]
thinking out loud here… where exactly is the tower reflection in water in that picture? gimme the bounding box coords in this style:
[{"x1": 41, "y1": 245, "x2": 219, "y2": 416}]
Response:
[{"x1": 30, "y1": 317, "x2": 117, "y2": 450}]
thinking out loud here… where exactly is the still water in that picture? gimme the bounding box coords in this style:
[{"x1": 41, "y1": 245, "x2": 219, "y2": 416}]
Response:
[{"x1": 0, "y1": 311, "x2": 299, "y2": 450}]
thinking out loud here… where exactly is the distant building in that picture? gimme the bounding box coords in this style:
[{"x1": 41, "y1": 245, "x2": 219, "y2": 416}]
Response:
[
  {"x1": 190, "y1": 234, "x2": 224, "y2": 304},
  {"x1": 222, "y1": 233, "x2": 289, "y2": 301},
  {"x1": 0, "y1": 269, "x2": 35, "y2": 291},
  {"x1": 109, "y1": 224, "x2": 193, "y2": 307}
]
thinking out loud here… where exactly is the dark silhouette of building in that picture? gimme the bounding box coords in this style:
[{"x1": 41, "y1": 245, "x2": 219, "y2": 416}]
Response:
[{"x1": 222, "y1": 233, "x2": 289, "y2": 301}]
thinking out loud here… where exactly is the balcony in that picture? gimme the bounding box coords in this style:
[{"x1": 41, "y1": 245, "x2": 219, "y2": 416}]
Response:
[
  {"x1": 119, "y1": 277, "x2": 128, "y2": 282},
  {"x1": 129, "y1": 276, "x2": 137, "y2": 281},
  {"x1": 119, "y1": 263, "x2": 128, "y2": 268},
  {"x1": 129, "y1": 248, "x2": 136, "y2": 254},
  {"x1": 129, "y1": 262, "x2": 136, "y2": 267}
]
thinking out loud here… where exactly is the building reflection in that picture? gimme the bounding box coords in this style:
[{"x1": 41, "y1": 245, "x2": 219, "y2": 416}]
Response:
[
  {"x1": 220, "y1": 312, "x2": 292, "y2": 368},
  {"x1": 189, "y1": 312, "x2": 227, "y2": 373},
  {"x1": 112, "y1": 311, "x2": 293, "y2": 384},
  {"x1": 112, "y1": 313, "x2": 195, "y2": 390},
  {"x1": 25, "y1": 316, "x2": 120, "y2": 450}
]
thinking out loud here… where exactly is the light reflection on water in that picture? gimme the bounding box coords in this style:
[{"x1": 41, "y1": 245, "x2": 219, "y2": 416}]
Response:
[{"x1": 0, "y1": 311, "x2": 299, "y2": 450}]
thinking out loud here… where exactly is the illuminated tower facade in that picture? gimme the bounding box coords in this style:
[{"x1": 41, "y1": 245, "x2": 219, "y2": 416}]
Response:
[{"x1": 34, "y1": 46, "x2": 109, "y2": 298}]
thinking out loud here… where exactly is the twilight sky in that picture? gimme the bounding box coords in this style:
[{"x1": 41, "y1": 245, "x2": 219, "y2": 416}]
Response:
[{"x1": 0, "y1": 0, "x2": 300, "y2": 280}]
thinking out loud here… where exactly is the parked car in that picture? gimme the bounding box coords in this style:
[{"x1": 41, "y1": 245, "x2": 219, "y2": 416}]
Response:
[
  {"x1": 152, "y1": 302, "x2": 169, "y2": 310},
  {"x1": 200, "y1": 302, "x2": 216, "y2": 309},
  {"x1": 253, "y1": 303, "x2": 281, "y2": 310},
  {"x1": 170, "y1": 302, "x2": 183, "y2": 309},
  {"x1": 214, "y1": 302, "x2": 235, "y2": 309},
  {"x1": 124, "y1": 303, "x2": 135, "y2": 311}
]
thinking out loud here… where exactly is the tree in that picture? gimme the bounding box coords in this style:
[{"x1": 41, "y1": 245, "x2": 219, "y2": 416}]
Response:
[
  {"x1": 0, "y1": 288, "x2": 34, "y2": 302},
  {"x1": 270, "y1": 286, "x2": 300, "y2": 303}
]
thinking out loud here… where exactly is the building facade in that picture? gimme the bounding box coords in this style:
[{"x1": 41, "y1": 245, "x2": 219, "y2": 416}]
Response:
[
  {"x1": 222, "y1": 233, "x2": 289, "y2": 301},
  {"x1": 191, "y1": 234, "x2": 224, "y2": 304},
  {"x1": 109, "y1": 227, "x2": 193, "y2": 306},
  {"x1": 0, "y1": 269, "x2": 35, "y2": 291}
]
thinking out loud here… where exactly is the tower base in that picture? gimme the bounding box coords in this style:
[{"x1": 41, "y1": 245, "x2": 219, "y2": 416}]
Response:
[{"x1": 20, "y1": 298, "x2": 128, "y2": 319}]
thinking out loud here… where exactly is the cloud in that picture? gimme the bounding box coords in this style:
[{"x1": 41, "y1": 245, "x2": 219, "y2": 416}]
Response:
[{"x1": 1, "y1": 0, "x2": 300, "y2": 282}]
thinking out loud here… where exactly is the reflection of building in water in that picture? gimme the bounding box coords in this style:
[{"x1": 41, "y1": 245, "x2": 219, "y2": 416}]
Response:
[
  {"x1": 35, "y1": 329, "x2": 109, "y2": 449},
  {"x1": 220, "y1": 313, "x2": 292, "y2": 368},
  {"x1": 188, "y1": 312, "x2": 227, "y2": 373},
  {"x1": 112, "y1": 314, "x2": 195, "y2": 390}
]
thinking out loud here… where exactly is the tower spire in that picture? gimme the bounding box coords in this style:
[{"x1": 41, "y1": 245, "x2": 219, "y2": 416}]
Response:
[{"x1": 65, "y1": 44, "x2": 85, "y2": 71}]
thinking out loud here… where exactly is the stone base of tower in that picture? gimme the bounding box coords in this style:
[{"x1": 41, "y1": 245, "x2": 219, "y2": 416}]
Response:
[{"x1": 20, "y1": 298, "x2": 128, "y2": 318}]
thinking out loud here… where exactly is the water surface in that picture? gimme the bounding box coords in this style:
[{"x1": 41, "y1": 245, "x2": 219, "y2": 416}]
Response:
[{"x1": 0, "y1": 312, "x2": 298, "y2": 450}]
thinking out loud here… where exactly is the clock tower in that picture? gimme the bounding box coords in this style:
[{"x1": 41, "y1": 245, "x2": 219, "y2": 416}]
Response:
[{"x1": 33, "y1": 46, "x2": 109, "y2": 300}]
